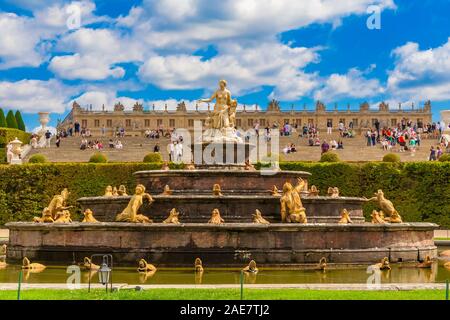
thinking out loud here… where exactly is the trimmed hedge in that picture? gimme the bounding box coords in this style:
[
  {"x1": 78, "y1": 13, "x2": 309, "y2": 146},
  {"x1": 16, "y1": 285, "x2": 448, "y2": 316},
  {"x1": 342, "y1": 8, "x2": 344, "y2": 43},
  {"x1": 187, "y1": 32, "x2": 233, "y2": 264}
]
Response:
[
  {"x1": 28, "y1": 154, "x2": 48, "y2": 163},
  {"x1": 382, "y1": 153, "x2": 401, "y2": 162},
  {"x1": 319, "y1": 152, "x2": 340, "y2": 162},
  {"x1": 439, "y1": 154, "x2": 450, "y2": 162},
  {"x1": 89, "y1": 153, "x2": 108, "y2": 163},
  {"x1": 143, "y1": 152, "x2": 163, "y2": 163},
  {"x1": 0, "y1": 128, "x2": 31, "y2": 148},
  {"x1": 0, "y1": 162, "x2": 449, "y2": 227}
]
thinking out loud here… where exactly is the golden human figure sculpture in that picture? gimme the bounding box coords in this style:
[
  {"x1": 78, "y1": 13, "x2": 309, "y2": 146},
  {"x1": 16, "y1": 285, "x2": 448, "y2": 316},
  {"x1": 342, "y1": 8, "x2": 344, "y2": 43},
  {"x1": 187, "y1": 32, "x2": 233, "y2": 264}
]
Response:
[
  {"x1": 104, "y1": 186, "x2": 113, "y2": 197},
  {"x1": 0, "y1": 244, "x2": 6, "y2": 256},
  {"x1": 118, "y1": 185, "x2": 128, "y2": 196},
  {"x1": 194, "y1": 258, "x2": 204, "y2": 273},
  {"x1": 163, "y1": 208, "x2": 180, "y2": 224},
  {"x1": 252, "y1": 209, "x2": 270, "y2": 224},
  {"x1": 82, "y1": 209, "x2": 99, "y2": 223},
  {"x1": 244, "y1": 159, "x2": 256, "y2": 171},
  {"x1": 198, "y1": 80, "x2": 232, "y2": 130},
  {"x1": 137, "y1": 259, "x2": 157, "y2": 273},
  {"x1": 308, "y1": 185, "x2": 320, "y2": 197},
  {"x1": 242, "y1": 260, "x2": 258, "y2": 273},
  {"x1": 208, "y1": 208, "x2": 224, "y2": 224},
  {"x1": 338, "y1": 209, "x2": 353, "y2": 224},
  {"x1": 115, "y1": 184, "x2": 153, "y2": 223},
  {"x1": 280, "y1": 178, "x2": 307, "y2": 223},
  {"x1": 212, "y1": 184, "x2": 223, "y2": 196},
  {"x1": 365, "y1": 190, "x2": 402, "y2": 223},
  {"x1": 33, "y1": 188, "x2": 73, "y2": 223},
  {"x1": 229, "y1": 99, "x2": 238, "y2": 128},
  {"x1": 22, "y1": 257, "x2": 46, "y2": 271},
  {"x1": 374, "y1": 257, "x2": 391, "y2": 270}
]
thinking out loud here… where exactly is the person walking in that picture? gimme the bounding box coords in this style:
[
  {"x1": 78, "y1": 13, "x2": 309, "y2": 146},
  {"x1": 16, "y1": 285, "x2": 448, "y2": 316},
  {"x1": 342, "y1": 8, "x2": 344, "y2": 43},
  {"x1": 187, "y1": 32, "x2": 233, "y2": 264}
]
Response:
[
  {"x1": 321, "y1": 140, "x2": 330, "y2": 154},
  {"x1": 429, "y1": 146, "x2": 436, "y2": 161},
  {"x1": 153, "y1": 143, "x2": 160, "y2": 153},
  {"x1": 167, "y1": 141, "x2": 175, "y2": 162},
  {"x1": 326, "y1": 120, "x2": 332, "y2": 135},
  {"x1": 45, "y1": 130, "x2": 52, "y2": 148}
]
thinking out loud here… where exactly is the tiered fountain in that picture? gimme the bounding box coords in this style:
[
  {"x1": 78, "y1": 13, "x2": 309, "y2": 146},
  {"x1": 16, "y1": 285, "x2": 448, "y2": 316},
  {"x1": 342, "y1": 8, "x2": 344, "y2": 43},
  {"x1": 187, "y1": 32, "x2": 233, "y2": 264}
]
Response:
[{"x1": 6, "y1": 81, "x2": 438, "y2": 266}]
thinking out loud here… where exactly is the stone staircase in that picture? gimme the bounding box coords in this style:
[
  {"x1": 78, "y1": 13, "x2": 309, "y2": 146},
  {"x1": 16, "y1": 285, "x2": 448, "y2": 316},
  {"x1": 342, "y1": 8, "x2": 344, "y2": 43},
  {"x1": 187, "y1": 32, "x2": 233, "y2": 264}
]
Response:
[{"x1": 24, "y1": 133, "x2": 439, "y2": 163}]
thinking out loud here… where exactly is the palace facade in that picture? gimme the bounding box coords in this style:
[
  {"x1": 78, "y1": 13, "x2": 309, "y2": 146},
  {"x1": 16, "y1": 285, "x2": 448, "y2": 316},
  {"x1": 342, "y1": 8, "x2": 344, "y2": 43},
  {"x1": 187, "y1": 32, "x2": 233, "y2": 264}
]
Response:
[{"x1": 59, "y1": 99, "x2": 433, "y2": 136}]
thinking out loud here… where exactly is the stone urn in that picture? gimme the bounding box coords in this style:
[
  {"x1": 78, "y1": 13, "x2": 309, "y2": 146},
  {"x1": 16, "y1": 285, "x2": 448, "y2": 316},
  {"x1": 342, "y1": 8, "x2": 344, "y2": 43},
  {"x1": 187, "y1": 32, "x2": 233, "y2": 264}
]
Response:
[
  {"x1": 38, "y1": 112, "x2": 50, "y2": 135},
  {"x1": 9, "y1": 137, "x2": 23, "y2": 165},
  {"x1": 441, "y1": 110, "x2": 450, "y2": 133}
]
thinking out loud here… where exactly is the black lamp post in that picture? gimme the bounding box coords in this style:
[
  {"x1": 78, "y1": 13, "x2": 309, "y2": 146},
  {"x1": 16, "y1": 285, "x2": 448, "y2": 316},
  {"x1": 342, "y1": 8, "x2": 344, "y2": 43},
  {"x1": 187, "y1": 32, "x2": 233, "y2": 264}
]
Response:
[{"x1": 88, "y1": 254, "x2": 113, "y2": 293}]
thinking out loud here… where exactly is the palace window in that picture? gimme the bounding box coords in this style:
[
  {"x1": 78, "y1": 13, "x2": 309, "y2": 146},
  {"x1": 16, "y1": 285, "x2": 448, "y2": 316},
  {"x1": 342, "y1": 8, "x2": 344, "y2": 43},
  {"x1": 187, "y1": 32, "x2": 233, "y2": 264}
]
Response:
[
  {"x1": 157, "y1": 119, "x2": 163, "y2": 127},
  {"x1": 106, "y1": 119, "x2": 112, "y2": 127},
  {"x1": 308, "y1": 119, "x2": 314, "y2": 125},
  {"x1": 259, "y1": 119, "x2": 266, "y2": 126},
  {"x1": 188, "y1": 119, "x2": 194, "y2": 127},
  {"x1": 144, "y1": 119, "x2": 150, "y2": 127},
  {"x1": 391, "y1": 118, "x2": 397, "y2": 126},
  {"x1": 94, "y1": 119, "x2": 100, "y2": 127},
  {"x1": 236, "y1": 119, "x2": 242, "y2": 127},
  {"x1": 295, "y1": 119, "x2": 302, "y2": 126},
  {"x1": 248, "y1": 118, "x2": 254, "y2": 127},
  {"x1": 371, "y1": 119, "x2": 379, "y2": 126},
  {"x1": 125, "y1": 119, "x2": 131, "y2": 127},
  {"x1": 81, "y1": 119, "x2": 87, "y2": 128},
  {"x1": 169, "y1": 119, "x2": 175, "y2": 127},
  {"x1": 352, "y1": 119, "x2": 359, "y2": 127}
]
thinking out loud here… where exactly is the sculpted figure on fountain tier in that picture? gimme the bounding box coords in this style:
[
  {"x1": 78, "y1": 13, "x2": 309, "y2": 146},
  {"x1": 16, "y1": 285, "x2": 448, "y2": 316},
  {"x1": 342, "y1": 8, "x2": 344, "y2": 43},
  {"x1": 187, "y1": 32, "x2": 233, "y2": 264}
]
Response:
[
  {"x1": 365, "y1": 189, "x2": 403, "y2": 223},
  {"x1": 33, "y1": 188, "x2": 73, "y2": 223},
  {"x1": 115, "y1": 184, "x2": 153, "y2": 223},
  {"x1": 280, "y1": 178, "x2": 307, "y2": 224},
  {"x1": 197, "y1": 80, "x2": 242, "y2": 143}
]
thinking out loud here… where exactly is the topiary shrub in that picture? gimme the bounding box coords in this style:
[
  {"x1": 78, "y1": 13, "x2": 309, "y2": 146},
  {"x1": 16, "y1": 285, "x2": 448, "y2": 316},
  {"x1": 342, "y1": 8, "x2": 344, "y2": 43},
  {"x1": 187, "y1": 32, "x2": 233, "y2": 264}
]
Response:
[
  {"x1": 319, "y1": 152, "x2": 340, "y2": 162},
  {"x1": 439, "y1": 154, "x2": 450, "y2": 162},
  {"x1": 28, "y1": 154, "x2": 47, "y2": 163},
  {"x1": 89, "y1": 153, "x2": 108, "y2": 163},
  {"x1": 382, "y1": 153, "x2": 401, "y2": 163},
  {"x1": 143, "y1": 152, "x2": 163, "y2": 163}
]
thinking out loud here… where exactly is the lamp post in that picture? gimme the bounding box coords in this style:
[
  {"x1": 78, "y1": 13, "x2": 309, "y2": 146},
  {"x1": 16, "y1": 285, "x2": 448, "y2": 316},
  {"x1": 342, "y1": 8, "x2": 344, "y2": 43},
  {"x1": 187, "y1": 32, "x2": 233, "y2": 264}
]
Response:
[{"x1": 88, "y1": 254, "x2": 113, "y2": 293}]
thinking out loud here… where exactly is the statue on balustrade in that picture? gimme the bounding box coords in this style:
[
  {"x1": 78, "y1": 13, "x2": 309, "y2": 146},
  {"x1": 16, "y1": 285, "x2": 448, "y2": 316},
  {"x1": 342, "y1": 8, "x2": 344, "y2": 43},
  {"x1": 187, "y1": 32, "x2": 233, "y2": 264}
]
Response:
[
  {"x1": 280, "y1": 178, "x2": 307, "y2": 223},
  {"x1": 115, "y1": 184, "x2": 153, "y2": 223}
]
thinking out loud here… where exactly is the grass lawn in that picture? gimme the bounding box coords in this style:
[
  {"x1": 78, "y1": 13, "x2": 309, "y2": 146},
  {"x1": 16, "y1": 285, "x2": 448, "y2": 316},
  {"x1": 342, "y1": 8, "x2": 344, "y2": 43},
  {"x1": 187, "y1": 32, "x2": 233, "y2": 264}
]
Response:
[{"x1": 0, "y1": 288, "x2": 447, "y2": 300}]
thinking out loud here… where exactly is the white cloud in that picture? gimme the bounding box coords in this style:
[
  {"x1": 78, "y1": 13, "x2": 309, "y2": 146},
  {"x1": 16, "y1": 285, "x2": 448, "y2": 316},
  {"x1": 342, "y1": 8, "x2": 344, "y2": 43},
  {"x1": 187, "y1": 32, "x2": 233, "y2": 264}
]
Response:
[
  {"x1": 314, "y1": 68, "x2": 384, "y2": 101},
  {"x1": 0, "y1": 79, "x2": 74, "y2": 113},
  {"x1": 139, "y1": 42, "x2": 320, "y2": 99},
  {"x1": 387, "y1": 38, "x2": 450, "y2": 101}
]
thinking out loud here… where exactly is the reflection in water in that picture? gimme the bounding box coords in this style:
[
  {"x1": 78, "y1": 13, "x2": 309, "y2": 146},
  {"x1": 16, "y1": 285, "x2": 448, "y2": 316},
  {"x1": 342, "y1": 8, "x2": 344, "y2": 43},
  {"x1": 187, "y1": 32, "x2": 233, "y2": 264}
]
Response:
[{"x1": 1, "y1": 263, "x2": 449, "y2": 285}]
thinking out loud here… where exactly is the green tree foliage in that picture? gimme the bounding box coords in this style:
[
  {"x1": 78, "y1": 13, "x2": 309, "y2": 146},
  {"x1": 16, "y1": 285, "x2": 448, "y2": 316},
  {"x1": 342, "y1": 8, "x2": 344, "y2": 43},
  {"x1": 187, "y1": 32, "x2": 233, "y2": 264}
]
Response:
[
  {"x1": 14, "y1": 110, "x2": 26, "y2": 131},
  {"x1": 0, "y1": 109, "x2": 6, "y2": 127},
  {"x1": 6, "y1": 110, "x2": 18, "y2": 129}
]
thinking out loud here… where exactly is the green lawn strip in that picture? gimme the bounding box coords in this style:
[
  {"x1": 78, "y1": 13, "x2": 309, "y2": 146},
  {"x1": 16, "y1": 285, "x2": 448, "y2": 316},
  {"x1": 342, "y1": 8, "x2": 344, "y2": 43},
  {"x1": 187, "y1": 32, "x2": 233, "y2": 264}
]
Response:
[
  {"x1": 434, "y1": 238, "x2": 450, "y2": 241},
  {"x1": 0, "y1": 288, "x2": 446, "y2": 300}
]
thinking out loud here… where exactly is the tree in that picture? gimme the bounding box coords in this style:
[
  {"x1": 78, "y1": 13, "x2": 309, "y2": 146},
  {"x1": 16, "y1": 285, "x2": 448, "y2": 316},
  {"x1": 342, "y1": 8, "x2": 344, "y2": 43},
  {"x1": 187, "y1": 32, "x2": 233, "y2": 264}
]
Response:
[
  {"x1": 6, "y1": 110, "x2": 18, "y2": 129},
  {"x1": 0, "y1": 109, "x2": 6, "y2": 127},
  {"x1": 15, "y1": 110, "x2": 26, "y2": 131}
]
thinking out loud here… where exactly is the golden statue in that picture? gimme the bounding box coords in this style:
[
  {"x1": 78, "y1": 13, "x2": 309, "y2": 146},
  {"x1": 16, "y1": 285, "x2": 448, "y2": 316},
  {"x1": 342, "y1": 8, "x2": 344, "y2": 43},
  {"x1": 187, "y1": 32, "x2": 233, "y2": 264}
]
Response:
[
  {"x1": 112, "y1": 186, "x2": 119, "y2": 196},
  {"x1": 417, "y1": 256, "x2": 433, "y2": 268},
  {"x1": 444, "y1": 262, "x2": 450, "y2": 270},
  {"x1": 308, "y1": 185, "x2": 320, "y2": 197},
  {"x1": 268, "y1": 185, "x2": 281, "y2": 197},
  {"x1": 137, "y1": 259, "x2": 157, "y2": 273},
  {"x1": 161, "y1": 185, "x2": 173, "y2": 195},
  {"x1": 208, "y1": 208, "x2": 224, "y2": 224},
  {"x1": 22, "y1": 257, "x2": 46, "y2": 271},
  {"x1": 338, "y1": 209, "x2": 353, "y2": 224},
  {"x1": 244, "y1": 160, "x2": 256, "y2": 171},
  {"x1": 198, "y1": 80, "x2": 242, "y2": 142},
  {"x1": 83, "y1": 257, "x2": 100, "y2": 270},
  {"x1": 242, "y1": 260, "x2": 258, "y2": 273},
  {"x1": 0, "y1": 244, "x2": 6, "y2": 256},
  {"x1": 82, "y1": 209, "x2": 99, "y2": 223},
  {"x1": 315, "y1": 257, "x2": 327, "y2": 271},
  {"x1": 185, "y1": 161, "x2": 196, "y2": 170},
  {"x1": 327, "y1": 187, "x2": 339, "y2": 198},
  {"x1": 118, "y1": 185, "x2": 128, "y2": 196},
  {"x1": 33, "y1": 188, "x2": 73, "y2": 223},
  {"x1": 161, "y1": 161, "x2": 170, "y2": 171},
  {"x1": 104, "y1": 186, "x2": 113, "y2": 197},
  {"x1": 212, "y1": 184, "x2": 223, "y2": 196},
  {"x1": 163, "y1": 208, "x2": 181, "y2": 224},
  {"x1": 0, "y1": 257, "x2": 7, "y2": 270},
  {"x1": 252, "y1": 209, "x2": 270, "y2": 224},
  {"x1": 371, "y1": 210, "x2": 386, "y2": 224},
  {"x1": 365, "y1": 190, "x2": 402, "y2": 223},
  {"x1": 54, "y1": 210, "x2": 72, "y2": 223},
  {"x1": 374, "y1": 257, "x2": 391, "y2": 270},
  {"x1": 115, "y1": 184, "x2": 153, "y2": 223},
  {"x1": 280, "y1": 178, "x2": 307, "y2": 223},
  {"x1": 194, "y1": 258, "x2": 204, "y2": 273}
]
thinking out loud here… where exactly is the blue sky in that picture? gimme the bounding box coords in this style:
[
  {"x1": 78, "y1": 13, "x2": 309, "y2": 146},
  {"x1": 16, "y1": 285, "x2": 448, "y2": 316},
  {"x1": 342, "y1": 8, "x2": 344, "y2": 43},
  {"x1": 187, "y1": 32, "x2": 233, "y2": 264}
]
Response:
[{"x1": 0, "y1": 0, "x2": 449, "y2": 130}]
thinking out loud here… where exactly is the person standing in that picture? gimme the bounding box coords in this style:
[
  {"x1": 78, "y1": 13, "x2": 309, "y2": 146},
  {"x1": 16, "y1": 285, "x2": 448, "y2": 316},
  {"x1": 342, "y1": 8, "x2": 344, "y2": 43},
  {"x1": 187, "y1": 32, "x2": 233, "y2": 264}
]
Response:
[
  {"x1": 153, "y1": 143, "x2": 160, "y2": 153},
  {"x1": 74, "y1": 121, "x2": 80, "y2": 136},
  {"x1": 167, "y1": 141, "x2": 175, "y2": 162},
  {"x1": 321, "y1": 140, "x2": 330, "y2": 154},
  {"x1": 45, "y1": 130, "x2": 52, "y2": 148},
  {"x1": 429, "y1": 146, "x2": 436, "y2": 161},
  {"x1": 55, "y1": 135, "x2": 61, "y2": 148},
  {"x1": 101, "y1": 125, "x2": 106, "y2": 137},
  {"x1": 326, "y1": 120, "x2": 332, "y2": 135},
  {"x1": 175, "y1": 142, "x2": 183, "y2": 162}
]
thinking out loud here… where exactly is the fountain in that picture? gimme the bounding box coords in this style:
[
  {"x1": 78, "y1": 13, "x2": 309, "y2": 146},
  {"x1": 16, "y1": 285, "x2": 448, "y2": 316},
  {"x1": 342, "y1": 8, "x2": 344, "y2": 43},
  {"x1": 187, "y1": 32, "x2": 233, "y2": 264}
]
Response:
[{"x1": 5, "y1": 80, "x2": 438, "y2": 267}]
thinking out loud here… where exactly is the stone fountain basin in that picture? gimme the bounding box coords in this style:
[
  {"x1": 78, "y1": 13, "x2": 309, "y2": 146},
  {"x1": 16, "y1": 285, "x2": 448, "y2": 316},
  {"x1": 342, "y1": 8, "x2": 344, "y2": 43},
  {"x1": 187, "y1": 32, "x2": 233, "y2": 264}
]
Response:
[
  {"x1": 6, "y1": 222, "x2": 438, "y2": 266},
  {"x1": 77, "y1": 195, "x2": 367, "y2": 223},
  {"x1": 133, "y1": 170, "x2": 312, "y2": 194}
]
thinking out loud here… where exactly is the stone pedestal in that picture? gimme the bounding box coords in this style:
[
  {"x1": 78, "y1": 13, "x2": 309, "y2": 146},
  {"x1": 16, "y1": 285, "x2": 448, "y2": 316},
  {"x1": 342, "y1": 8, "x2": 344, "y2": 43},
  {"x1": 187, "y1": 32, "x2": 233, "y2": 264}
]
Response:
[{"x1": 191, "y1": 141, "x2": 255, "y2": 166}]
